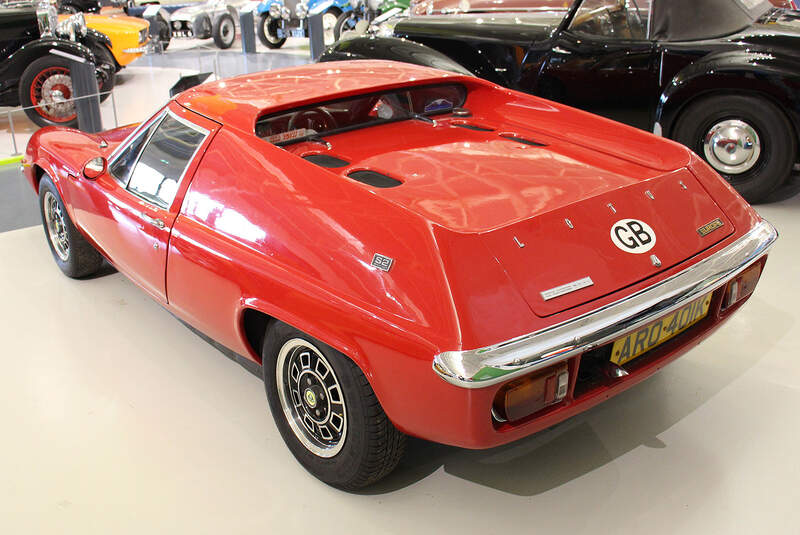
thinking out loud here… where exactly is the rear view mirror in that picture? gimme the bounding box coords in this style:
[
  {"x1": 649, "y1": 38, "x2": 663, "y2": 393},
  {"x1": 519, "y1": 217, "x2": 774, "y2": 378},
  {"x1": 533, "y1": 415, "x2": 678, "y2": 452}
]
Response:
[{"x1": 83, "y1": 156, "x2": 107, "y2": 180}]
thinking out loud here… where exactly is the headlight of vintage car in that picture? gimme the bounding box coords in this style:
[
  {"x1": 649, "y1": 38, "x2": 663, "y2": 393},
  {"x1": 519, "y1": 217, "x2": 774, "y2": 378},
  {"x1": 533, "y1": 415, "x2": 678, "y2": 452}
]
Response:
[
  {"x1": 56, "y1": 12, "x2": 88, "y2": 41},
  {"x1": 366, "y1": 0, "x2": 381, "y2": 10},
  {"x1": 295, "y1": 2, "x2": 308, "y2": 18},
  {"x1": 35, "y1": 0, "x2": 58, "y2": 37},
  {"x1": 280, "y1": 6, "x2": 291, "y2": 19},
  {"x1": 268, "y1": 3, "x2": 281, "y2": 17}
]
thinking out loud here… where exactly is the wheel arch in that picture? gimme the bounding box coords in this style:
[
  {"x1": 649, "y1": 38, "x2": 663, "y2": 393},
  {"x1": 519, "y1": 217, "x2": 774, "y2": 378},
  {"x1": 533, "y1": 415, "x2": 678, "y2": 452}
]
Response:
[{"x1": 657, "y1": 56, "x2": 800, "y2": 151}]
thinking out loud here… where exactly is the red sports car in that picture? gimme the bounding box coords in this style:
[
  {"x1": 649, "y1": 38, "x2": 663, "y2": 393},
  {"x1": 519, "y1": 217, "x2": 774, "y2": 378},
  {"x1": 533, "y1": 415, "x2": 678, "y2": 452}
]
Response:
[{"x1": 23, "y1": 60, "x2": 776, "y2": 489}]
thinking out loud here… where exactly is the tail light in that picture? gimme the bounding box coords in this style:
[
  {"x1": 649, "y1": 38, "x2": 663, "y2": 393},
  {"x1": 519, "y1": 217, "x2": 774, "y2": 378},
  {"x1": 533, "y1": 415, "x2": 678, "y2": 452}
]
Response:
[
  {"x1": 492, "y1": 363, "x2": 568, "y2": 423},
  {"x1": 722, "y1": 261, "x2": 762, "y2": 311}
]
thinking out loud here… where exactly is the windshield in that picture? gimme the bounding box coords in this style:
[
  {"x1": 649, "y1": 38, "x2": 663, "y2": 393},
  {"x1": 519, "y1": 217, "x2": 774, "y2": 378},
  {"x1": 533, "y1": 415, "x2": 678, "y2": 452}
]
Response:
[
  {"x1": 256, "y1": 84, "x2": 467, "y2": 146},
  {"x1": 651, "y1": 0, "x2": 773, "y2": 41}
]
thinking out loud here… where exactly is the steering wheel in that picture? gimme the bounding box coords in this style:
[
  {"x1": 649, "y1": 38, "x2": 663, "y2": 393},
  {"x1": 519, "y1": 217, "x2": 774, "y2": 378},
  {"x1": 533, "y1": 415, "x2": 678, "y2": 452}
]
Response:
[
  {"x1": 288, "y1": 108, "x2": 337, "y2": 132},
  {"x1": 571, "y1": 0, "x2": 625, "y2": 29}
]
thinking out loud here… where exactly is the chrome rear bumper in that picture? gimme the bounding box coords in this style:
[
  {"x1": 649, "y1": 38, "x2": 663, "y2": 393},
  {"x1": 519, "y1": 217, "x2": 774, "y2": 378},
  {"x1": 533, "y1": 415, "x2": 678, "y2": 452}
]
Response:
[{"x1": 433, "y1": 220, "x2": 777, "y2": 389}]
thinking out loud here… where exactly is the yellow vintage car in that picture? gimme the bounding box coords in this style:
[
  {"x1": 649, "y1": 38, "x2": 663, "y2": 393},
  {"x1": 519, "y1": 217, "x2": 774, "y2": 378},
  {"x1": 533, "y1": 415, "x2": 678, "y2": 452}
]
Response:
[{"x1": 59, "y1": 12, "x2": 150, "y2": 70}]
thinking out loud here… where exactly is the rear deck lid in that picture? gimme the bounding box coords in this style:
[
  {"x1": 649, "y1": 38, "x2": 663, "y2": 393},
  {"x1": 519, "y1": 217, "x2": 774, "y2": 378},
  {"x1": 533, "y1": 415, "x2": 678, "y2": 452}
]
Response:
[{"x1": 483, "y1": 169, "x2": 734, "y2": 317}]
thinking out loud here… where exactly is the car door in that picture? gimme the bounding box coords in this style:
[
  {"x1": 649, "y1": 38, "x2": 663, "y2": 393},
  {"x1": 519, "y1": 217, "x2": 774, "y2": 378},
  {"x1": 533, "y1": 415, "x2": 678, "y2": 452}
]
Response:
[
  {"x1": 70, "y1": 103, "x2": 219, "y2": 304},
  {"x1": 539, "y1": 0, "x2": 657, "y2": 130}
]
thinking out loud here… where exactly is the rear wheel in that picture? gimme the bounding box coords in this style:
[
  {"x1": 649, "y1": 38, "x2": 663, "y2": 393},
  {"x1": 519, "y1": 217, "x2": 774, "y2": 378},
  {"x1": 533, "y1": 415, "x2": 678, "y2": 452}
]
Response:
[
  {"x1": 257, "y1": 15, "x2": 286, "y2": 48},
  {"x1": 38, "y1": 174, "x2": 103, "y2": 278},
  {"x1": 212, "y1": 13, "x2": 236, "y2": 49},
  {"x1": 263, "y1": 321, "x2": 406, "y2": 489},
  {"x1": 89, "y1": 44, "x2": 116, "y2": 103},
  {"x1": 672, "y1": 94, "x2": 795, "y2": 203}
]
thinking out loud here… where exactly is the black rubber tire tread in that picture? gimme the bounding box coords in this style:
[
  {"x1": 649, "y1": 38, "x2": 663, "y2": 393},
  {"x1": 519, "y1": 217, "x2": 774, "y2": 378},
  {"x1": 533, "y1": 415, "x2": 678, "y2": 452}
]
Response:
[
  {"x1": 156, "y1": 16, "x2": 171, "y2": 49},
  {"x1": 89, "y1": 44, "x2": 116, "y2": 103},
  {"x1": 262, "y1": 321, "x2": 406, "y2": 490},
  {"x1": 257, "y1": 15, "x2": 286, "y2": 49},
  {"x1": 672, "y1": 94, "x2": 795, "y2": 204},
  {"x1": 19, "y1": 55, "x2": 79, "y2": 128},
  {"x1": 333, "y1": 12, "x2": 356, "y2": 42},
  {"x1": 212, "y1": 13, "x2": 236, "y2": 49},
  {"x1": 193, "y1": 13, "x2": 212, "y2": 39},
  {"x1": 38, "y1": 174, "x2": 103, "y2": 278}
]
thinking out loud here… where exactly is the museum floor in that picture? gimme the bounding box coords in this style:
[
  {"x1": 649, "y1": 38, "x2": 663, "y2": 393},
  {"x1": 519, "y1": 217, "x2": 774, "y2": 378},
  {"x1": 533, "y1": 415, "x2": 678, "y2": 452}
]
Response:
[{"x1": 1, "y1": 43, "x2": 799, "y2": 534}]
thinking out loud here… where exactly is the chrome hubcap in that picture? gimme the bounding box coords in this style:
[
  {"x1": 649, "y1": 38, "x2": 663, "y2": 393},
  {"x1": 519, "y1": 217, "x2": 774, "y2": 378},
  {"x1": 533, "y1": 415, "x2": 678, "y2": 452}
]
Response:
[
  {"x1": 40, "y1": 74, "x2": 75, "y2": 119},
  {"x1": 221, "y1": 19, "x2": 234, "y2": 42},
  {"x1": 44, "y1": 191, "x2": 69, "y2": 261},
  {"x1": 276, "y1": 338, "x2": 347, "y2": 457},
  {"x1": 703, "y1": 119, "x2": 761, "y2": 175},
  {"x1": 323, "y1": 12, "x2": 337, "y2": 45}
]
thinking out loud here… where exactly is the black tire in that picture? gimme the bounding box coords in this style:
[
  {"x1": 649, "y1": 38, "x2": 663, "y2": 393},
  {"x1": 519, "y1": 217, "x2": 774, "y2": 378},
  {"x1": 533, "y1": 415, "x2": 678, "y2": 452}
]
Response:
[
  {"x1": 212, "y1": 13, "x2": 236, "y2": 49},
  {"x1": 156, "y1": 15, "x2": 171, "y2": 50},
  {"x1": 672, "y1": 94, "x2": 795, "y2": 204},
  {"x1": 257, "y1": 15, "x2": 286, "y2": 49},
  {"x1": 322, "y1": 8, "x2": 341, "y2": 46},
  {"x1": 263, "y1": 321, "x2": 406, "y2": 489},
  {"x1": 38, "y1": 174, "x2": 103, "y2": 278},
  {"x1": 333, "y1": 12, "x2": 357, "y2": 41},
  {"x1": 89, "y1": 43, "x2": 116, "y2": 103},
  {"x1": 193, "y1": 13, "x2": 212, "y2": 40},
  {"x1": 19, "y1": 55, "x2": 79, "y2": 128}
]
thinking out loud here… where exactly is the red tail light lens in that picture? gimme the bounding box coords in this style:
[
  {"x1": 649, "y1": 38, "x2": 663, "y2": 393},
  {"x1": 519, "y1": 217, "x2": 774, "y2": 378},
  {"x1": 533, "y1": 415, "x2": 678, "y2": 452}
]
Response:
[
  {"x1": 723, "y1": 262, "x2": 762, "y2": 311},
  {"x1": 493, "y1": 363, "x2": 568, "y2": 423}
]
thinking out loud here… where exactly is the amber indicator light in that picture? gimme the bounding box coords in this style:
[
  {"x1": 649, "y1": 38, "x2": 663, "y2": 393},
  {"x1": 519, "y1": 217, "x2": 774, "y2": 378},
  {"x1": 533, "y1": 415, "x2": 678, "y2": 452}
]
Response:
[
  {"x1": 493, "y1": 363, "x2": 568, "y2": 423},
  {"x1": 723, "y1": 262, "x2": 762, "y2": 310}
]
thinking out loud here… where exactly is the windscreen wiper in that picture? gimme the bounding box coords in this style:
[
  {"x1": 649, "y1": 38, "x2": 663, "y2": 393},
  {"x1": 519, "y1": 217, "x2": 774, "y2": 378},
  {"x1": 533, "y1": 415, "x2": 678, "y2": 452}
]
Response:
[{"x1": 408, "y1": 113, "x2": 436, "y2": 125}]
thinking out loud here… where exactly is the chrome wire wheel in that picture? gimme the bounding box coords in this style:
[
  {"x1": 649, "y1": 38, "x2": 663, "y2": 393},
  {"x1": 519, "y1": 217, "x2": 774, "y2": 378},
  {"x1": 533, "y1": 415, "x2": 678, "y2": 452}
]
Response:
[
  {"x1": 703, "y1": 119, "x2": 761, "y2": 175},
  {"x1": 276, "y1": 338, "x2": 347, "y2": 458},
  {"x1": 43, "y1": 191, "x2": 69, "y2": 261},
  {"x1": 323, "y1": 11, "x2": 338, "y2": 45}
]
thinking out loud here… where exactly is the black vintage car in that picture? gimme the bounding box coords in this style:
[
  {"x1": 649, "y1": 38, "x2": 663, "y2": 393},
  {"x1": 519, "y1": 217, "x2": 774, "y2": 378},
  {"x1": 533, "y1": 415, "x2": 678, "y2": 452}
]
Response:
[
  {"x1": 1, "y1": 1, "x2": 116, "y2": 127},
  {"x1": 322, "y1": 0, "x2": 800, "y2": 202}
]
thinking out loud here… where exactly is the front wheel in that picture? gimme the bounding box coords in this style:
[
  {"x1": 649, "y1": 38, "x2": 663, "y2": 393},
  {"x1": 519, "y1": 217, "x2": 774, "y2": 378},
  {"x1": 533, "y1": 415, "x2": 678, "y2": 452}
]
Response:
[
  {"x1": 333, "y1": 12, "x2": 358, "y2": 41},
  {"x1": 672, "y1": 94, "x2": 795, "y2": 204},
  {"x1": 257, "y1": 15, "x2": 286, "y2": 49},
  {"x1": 38, "y1": 174, "x2": 103, "y2": 278},
  {"x1": 322, "y1": 8, "x2": 341, "y2": 46},
  {"x1": 19, "y1": 56, "x2": 79, "y2": 128},
  {"x1": 212, "y1": 13, "x2": 236, "y2": 49},
  {"x1": 263, "y1": 322, "x2": 406, "y2": 489}
]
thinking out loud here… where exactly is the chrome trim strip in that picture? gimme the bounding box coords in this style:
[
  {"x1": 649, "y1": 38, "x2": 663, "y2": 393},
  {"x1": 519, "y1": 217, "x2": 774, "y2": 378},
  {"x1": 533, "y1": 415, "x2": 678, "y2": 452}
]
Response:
[{"x1": 433, "y1": 220, "x2": 778, "y2": 389}]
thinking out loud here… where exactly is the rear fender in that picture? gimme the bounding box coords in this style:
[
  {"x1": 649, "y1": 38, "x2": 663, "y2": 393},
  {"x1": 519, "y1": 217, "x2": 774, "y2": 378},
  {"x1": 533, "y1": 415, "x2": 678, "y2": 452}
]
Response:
[
  {"x1": 319, "y1": 35, "x2": 474, "y2": 76},
  {"x1": 656, "y1": 51, "x2": 800, "y2": 144}
]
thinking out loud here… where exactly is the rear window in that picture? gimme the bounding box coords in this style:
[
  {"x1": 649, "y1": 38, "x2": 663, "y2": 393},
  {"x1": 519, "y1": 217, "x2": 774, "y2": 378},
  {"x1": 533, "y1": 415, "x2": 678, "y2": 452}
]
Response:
[{"x1": 255, "y1": 83, "x2": 467, "y2": 146}]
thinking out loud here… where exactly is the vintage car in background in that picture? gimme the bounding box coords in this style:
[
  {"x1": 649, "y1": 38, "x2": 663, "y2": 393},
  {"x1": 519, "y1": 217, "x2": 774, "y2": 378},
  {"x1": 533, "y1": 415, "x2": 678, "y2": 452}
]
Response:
[
  {"x1": 0, "y1": 1, "x2": 116, "y2": 126},
  {"x1": 333, "y1": 0, "x2": 408, "y2": 41},
  {"x1": 323, "y1": 0, "x2": 800, "y2": 203},
  {"x1": 256, "y1": 0, "x2": 350, "y2": 48},
  {"x1": 23, "y1": 60, "x2": 775, "y2": 488},
  {"x1": 59, "y1": 11, "x2": 150, "y2": 71},
  {"x1": 169, "y1": 0, "x2": 251, "y2": 49}
]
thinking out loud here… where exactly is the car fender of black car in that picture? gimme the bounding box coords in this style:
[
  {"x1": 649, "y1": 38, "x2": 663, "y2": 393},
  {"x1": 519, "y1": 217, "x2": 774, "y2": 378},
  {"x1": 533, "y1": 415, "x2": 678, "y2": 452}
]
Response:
[
  {"x1": 656, "y1": 49, "x2": 800, "y2": 140},
  {"x1": 321, "y1": 35, "x2": 474, "y2": 76},
  {"x1": 0, "y1": 37, "x2": 95, "y2": 107}
]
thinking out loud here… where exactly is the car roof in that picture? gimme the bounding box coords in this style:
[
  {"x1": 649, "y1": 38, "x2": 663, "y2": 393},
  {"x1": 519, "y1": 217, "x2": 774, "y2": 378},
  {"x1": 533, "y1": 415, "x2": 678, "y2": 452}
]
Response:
[{"x1": 175, "y1": 60, "x2": 468, "y2": 134}]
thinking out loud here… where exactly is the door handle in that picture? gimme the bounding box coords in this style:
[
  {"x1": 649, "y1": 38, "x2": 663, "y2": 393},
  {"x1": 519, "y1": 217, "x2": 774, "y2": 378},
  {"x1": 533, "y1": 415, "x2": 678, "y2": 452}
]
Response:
[{"x1": 139, "y1": 211, "x2": 165, "y2": 229}]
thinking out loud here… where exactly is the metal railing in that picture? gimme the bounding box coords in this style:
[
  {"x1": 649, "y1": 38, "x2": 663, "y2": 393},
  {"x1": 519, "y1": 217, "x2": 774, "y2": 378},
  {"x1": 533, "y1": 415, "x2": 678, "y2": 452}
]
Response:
[{"x1": 3, "y1": 89, "x2": 119, "y2": 158}]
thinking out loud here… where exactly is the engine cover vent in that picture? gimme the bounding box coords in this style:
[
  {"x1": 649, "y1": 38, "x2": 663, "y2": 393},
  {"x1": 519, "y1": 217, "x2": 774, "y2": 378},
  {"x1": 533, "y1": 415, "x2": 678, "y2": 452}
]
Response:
[
  {"x1": 302, "y1": 154, "x2": 350, "y2": 168},
  {"x1": 347, "y1": 170, "x2": 402, "y2": 188},
  {"x1": 453, "y1": 123, "x2": 495, "y2": 132},
  {"x1": 500, "y1": 134, "x2": 546, "y2": 147}
]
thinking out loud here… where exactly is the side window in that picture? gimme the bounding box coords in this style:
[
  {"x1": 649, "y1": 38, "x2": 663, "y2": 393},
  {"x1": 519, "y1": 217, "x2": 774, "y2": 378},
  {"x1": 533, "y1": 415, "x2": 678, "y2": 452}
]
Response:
[
  {"x1": 126, "y1": 114, "x2": 208, "y2": 209},
  {"x1": 108, "y1": 116, "x2": 163, "y2": 185},
  {"x1": 569, "y1": 0, "x2": 651, "y2": 40}
]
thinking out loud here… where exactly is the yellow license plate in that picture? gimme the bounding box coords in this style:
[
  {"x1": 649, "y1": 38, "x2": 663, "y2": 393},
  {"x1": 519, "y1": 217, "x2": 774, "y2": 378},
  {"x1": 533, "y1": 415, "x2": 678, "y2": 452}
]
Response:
[{"x1": 610, "y1": 293, "x2": 713, "y2": 366}]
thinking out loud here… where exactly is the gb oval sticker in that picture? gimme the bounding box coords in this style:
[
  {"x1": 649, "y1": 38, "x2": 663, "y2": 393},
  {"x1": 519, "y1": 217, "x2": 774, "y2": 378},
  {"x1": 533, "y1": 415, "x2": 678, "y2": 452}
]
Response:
[{"x1": 610, "y1": 219, "x2": 656, "y2": 254}]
